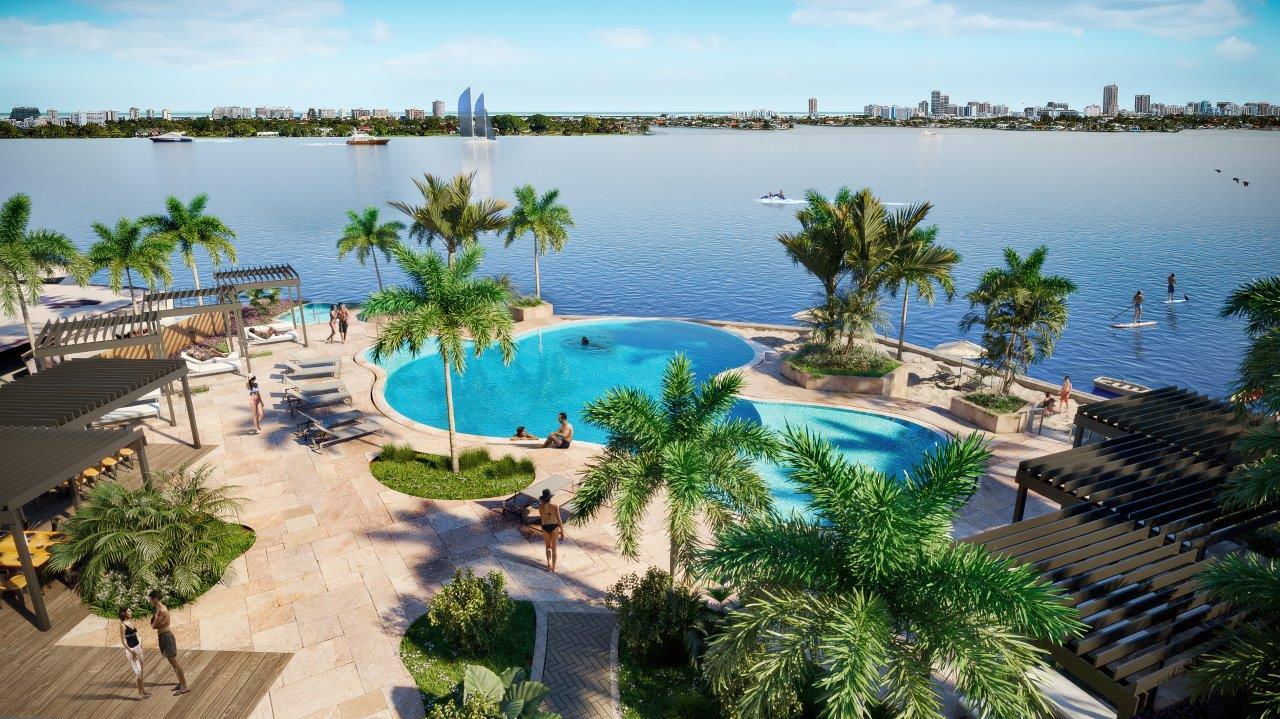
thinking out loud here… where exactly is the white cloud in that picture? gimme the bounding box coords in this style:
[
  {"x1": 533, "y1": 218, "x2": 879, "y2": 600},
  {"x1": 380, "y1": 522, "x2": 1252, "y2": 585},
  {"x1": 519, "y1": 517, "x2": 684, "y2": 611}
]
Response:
[
  {"x1": 385, "y1": 38, "x2": 525, "y2": 74},
  {"x1": 0, "y1": 2, "x2": 349, "y2": 68},
  {"x1": 370, "y1": 18, "x2": 392, "y2": 43},
  {"x1": 593, "y1": 27, "x2": 655, "y2": 50},
  {"x1": 1213, "y1": 35, "x2": 1256, "y2": 58},
  {"x1": 790, "y1": 0, "x2": 1250, "y2": 40},
  {"x1": 667, "y1": 33, "x2": 724, "y2": 51}
]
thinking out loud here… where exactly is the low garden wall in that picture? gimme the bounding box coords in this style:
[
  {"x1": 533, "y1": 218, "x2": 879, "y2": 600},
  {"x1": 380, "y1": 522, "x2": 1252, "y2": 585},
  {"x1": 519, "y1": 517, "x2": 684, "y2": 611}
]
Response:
[
  {"x1": 780, "y1": 359, "x2": 909, "y2": 398},
  {"x1": 949, "y1": 396, "x2": 1030, "y2": 434}
]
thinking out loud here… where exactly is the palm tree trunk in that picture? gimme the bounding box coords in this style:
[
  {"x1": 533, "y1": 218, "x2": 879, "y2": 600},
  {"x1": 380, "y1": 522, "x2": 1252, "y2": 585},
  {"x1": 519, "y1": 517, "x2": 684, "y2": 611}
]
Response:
[
  {"x1": 372, "y1": 253, "x2": 384, "y2": 291},
  {"x1": 897, "y1": 285, "x2": 909, "y2": 361},
  {"x1": 533, "y1": 245, "x2": 542, "y2": 299},
  {"x1": 191, "y1": 261, "x2": 204, "y2": 306},
  {"x1": 126, "y1": 268, "x2": 139, "y2": 313},
  {"x1": 16, "y1": 284, "x2": 36, "y2": 357},
  {"x1": 669, "y1": 536, "x2": 679, "y2": 579},
  {"x1": 441, "y1": 354, "x2": 460, "y2": 473}
]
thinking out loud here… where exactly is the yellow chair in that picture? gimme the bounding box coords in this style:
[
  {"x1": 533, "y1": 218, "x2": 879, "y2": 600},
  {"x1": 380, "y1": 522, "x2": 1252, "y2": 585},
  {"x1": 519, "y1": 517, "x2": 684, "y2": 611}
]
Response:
[{"x1": 117, "y1": 447, "x2": 136, "y2": 470}]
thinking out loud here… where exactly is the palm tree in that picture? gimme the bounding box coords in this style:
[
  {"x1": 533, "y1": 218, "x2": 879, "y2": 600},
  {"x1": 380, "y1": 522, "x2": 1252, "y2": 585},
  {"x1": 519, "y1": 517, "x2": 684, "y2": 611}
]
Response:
[
  {"x1": 140, "y1": 193, "x2": 237, "y2": 305},
  {"x1": 388, "y1": 173, "x2": 508, "y2": 265},
  {"x1": 504, "y1": 184, "x2": 575, "y2": 299},
  {"x1": 337, "y1": 206, "x2": 404, "y2": 291},
  {"x1": 696, "y1": 427, "x2": 1084, "y2": 719},
  {"x1": 777, "y1": 190, "x2": 852, "y2": 345},
  {"x1": 571, "y1": 354, "x2": 779, "y2": 577},
  {"x1": 885, "y1": 223, "x2": 960, "y2": 360},
  {"x1": 1190, "y1": 553, "x2": 1280, "y2": 717},
  {"x1": 959, "y1": 246, "x2": 1078, "y2": 394},
  {"x1": 0, "y1": 193, "x2": 89, "y2": 350},
  {"x1": 364, "y1": 245, "x2": 514, "y2": 473},
  {"x1": 1219, "y1": 276, "x2": 1280, "y2": 508},
  {"x1": 87, "y1": 217, "x2": 174, "y2": 312}
]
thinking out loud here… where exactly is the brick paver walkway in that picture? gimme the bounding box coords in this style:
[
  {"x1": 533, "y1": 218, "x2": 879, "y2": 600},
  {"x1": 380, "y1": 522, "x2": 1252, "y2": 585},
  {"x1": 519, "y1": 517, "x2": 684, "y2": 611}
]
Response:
[{"x1": 541, "y1": 612, "x2": 618, "y2": 719}]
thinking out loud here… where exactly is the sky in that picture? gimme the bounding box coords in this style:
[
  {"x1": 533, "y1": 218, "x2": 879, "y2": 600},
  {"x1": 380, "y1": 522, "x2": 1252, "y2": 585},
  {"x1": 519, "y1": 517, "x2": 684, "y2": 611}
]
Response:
[{"x1": 0, "y1": 0, "x2": 1276, "y2": 113}]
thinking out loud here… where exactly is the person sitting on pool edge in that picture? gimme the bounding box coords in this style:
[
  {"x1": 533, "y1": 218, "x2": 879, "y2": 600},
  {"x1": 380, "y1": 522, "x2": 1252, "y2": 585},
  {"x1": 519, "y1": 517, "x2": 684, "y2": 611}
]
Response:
[
  {"x1": 512, "y1": 426, "x2": 539, "y2": 441},
  {"x1": 543, "y1": 412, "x2": 574, "y2": 449}
]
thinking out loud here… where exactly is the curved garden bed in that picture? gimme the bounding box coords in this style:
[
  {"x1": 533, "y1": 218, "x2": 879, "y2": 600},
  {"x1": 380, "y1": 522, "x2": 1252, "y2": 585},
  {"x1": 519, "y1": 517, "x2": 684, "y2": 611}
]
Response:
[{"x1": 371, "y1": 444, "x2": 536, "y2": 501}]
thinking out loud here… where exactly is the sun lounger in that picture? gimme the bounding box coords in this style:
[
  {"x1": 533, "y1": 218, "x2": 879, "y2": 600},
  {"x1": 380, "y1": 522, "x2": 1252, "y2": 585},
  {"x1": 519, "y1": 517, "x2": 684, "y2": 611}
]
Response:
[
  {"x1": 502, "y1": 472, "x2": 576, "y2": 521},
  {"x1": 283, "y1": 378, "x2": 345, "y2": 396},
  {"x1": 287, "y1": 391, "x2": 352, "y2": 415},
  {"x1": 247, "y1": 326, "x2": 297, "y2": 346},
  {"x1": 281, "y1": 358, "x2": 340, "y2": 380},
  {"x1": 294, "y1": 409, "x2": 364, "y2": 439},
  {"x1": 310, "y1": 419, "x2": 383, "y2": 449},
  {"x1": 92, "y1": 400, "x2": 161, "y2": 426},
  {"x1": 181, "y1": 349, "x2": 241, "y2": 377}
]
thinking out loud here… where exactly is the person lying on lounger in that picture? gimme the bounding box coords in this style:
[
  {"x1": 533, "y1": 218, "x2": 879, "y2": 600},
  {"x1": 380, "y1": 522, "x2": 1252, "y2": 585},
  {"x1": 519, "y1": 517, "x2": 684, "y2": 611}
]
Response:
[{"x1": 251, "y1": 326, "x2": 281, "y2": 338}]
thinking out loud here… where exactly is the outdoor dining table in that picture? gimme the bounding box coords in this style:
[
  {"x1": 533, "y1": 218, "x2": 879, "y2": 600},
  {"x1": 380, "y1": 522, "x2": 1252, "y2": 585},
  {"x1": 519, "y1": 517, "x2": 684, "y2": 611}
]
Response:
[{"x1": 0, "y1": 531, "x2": 66, "y2": 571}]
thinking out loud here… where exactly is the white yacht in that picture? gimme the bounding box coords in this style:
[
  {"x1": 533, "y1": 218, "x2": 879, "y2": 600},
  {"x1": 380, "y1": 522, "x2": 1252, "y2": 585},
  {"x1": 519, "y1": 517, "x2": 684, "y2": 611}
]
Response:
[{"x1": 149, "y1": 131, "x2": 192, "y2": 143}]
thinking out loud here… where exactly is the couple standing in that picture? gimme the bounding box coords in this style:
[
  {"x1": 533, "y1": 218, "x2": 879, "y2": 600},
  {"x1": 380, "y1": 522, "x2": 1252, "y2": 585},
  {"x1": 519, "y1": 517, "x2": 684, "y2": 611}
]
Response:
[
  {"x1": 119, "y1": 591, "x2": 189, "y2": 700},
  {"x1": 326, "y1": 303, "x2": 350, "y2": 343}
]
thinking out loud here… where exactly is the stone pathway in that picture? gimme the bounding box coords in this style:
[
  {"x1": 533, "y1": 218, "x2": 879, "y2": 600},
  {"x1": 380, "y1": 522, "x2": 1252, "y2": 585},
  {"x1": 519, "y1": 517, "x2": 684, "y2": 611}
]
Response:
[{"x1": 538, "y1": 609, "x2": 618, "y2": 719}]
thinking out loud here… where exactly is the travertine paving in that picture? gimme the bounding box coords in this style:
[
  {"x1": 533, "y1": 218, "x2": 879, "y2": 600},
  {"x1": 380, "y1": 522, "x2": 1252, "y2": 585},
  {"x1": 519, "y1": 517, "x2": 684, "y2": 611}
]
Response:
[{"x1": 51, "y1": 312, "x2": 1064, "y2": 719}]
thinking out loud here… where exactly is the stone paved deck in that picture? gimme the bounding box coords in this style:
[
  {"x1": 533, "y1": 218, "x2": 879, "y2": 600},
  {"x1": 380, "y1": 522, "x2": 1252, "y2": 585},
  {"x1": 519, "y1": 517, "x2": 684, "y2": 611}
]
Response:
[
  {"x1": 540, "y1": 612, "x2": 617, "y2": 719},
  {"x1": 40, "y1": 311, "x2": 1068, "y2": 719}
]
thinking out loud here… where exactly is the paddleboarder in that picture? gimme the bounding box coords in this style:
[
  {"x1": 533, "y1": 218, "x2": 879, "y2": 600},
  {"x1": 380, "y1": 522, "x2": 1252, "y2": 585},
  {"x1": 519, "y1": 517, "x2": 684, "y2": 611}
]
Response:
[
  {"x1": 1167, "y1": 273, "x2": 1176, "y2": 302},
  {"x1": 1133, "y1": 290, "x2": 1144, "y2": 323}
]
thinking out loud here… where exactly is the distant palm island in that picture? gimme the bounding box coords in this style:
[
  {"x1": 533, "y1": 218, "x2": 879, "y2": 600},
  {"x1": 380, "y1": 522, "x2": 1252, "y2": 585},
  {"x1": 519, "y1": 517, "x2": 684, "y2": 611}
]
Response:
[{"x1": 3, "y1": 111, "x2": 1278, "y2": 139}]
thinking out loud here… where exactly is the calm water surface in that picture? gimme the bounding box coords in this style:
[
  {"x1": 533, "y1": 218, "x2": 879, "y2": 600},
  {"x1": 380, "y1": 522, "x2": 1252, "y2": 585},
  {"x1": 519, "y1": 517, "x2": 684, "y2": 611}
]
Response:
[{"x1": 2, "y1": 126, "x2": 1277, "y2": 395}]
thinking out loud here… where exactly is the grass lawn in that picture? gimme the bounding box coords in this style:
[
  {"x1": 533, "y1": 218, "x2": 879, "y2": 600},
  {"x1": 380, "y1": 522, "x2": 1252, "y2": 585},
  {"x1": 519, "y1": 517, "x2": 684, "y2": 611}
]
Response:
[
  {"x1": 400, "y1": 600, "x2": 537, "y2": 708},
  {"x1": 619, "y1": 651, "x2": 722, "y2": 719},
  {"x1": 371, "y1": 445, "x2": 536, "y2": 500},
  {"x1": 788, "y1": 342, "x2": 900, "y2": 378},
  {"x1": 964, "y1": 391, "x2": 1028, "y2": 414}
]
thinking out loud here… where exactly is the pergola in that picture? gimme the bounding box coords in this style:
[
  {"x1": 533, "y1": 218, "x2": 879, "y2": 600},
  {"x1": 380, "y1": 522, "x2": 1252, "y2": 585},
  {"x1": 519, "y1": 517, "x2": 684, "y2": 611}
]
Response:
[
  {"x1": 975, "y1": 387, "x2": 1279, "y2": 717},
  {"x1": 0, "y1": 425, "x2": 149, "y2": 630},
  {"x1": 213, "y1": 263, "x2": 309, "y2": 347},
  {"x1": 140, "y1": 284, "x2": 254, "y2": 373},
  {"x1": 31, "y1": 311, "x2": 163, "y2": 369},
  {"x1": 0, "y1": 358, "x2": 200, "y2": 448}
]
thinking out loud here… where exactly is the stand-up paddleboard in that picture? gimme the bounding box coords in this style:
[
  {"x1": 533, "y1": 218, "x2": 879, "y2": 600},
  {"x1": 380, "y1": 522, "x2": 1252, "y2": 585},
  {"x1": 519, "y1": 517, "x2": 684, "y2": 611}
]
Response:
[
  {"x1": 1163, "y1": 299, "x2": 1187, "y2": 304},
  {"x1": 1111, "y1": 321, "x2": 1157, "y2": 329}
]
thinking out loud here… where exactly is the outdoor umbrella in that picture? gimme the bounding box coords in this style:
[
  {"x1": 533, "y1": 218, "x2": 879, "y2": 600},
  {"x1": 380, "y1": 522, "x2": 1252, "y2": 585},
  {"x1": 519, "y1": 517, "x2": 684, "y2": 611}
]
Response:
[{"x1": 934, "y1": 340, "x2": 985, "y2": 383}]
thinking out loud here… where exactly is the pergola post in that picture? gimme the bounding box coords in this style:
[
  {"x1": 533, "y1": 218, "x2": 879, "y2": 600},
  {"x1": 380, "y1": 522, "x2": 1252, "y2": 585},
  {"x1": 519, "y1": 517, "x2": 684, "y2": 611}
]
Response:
[
  {"x1": 1012, "y1": 486, "x2": 1028, "y2": 522},
  {"x1": 137, "y1": 441, "x2": 153, "y2": 490},
  {"x1": 180, "y1": 374, "x2": 201, "y2": 448},
  {"x1": 163, "y1": 382, "x2": 178, "y2": 427},
  {"x1": 297, "y1": 282, "x2": 310, "y2": 347},
  {"x1": 4, "y1": 508, "x2": 49, "y2": 631},
  {"x1": 233, "y1": 303, "x2": 252, "y2": 375}
]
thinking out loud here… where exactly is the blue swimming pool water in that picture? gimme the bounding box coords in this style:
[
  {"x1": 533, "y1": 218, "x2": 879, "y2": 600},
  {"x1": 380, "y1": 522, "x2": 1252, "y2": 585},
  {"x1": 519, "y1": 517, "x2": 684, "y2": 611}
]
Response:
[
  {"x1": 375, "y1": 318, "x2": 943, "y2": 515},
  {"x1": 277, "y1": 302, "x2": 336, "y2": 325}
]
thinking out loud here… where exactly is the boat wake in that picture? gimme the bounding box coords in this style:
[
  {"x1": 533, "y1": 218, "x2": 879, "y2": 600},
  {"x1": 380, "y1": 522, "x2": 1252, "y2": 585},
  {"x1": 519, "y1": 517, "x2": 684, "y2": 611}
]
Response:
[
  {"x1": 195, "y1": 138, "x2": 235, "y2": 143},
  {"x1": 303, "y1": 142, "x2": 345, "y2": 147},
  {"x1": 756, "y1": 197, "x2": 804, "y2": 205}
]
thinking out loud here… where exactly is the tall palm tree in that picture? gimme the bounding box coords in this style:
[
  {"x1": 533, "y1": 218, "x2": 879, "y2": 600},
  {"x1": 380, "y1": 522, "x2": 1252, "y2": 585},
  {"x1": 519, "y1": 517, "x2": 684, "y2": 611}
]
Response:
[
  {"x1": 959, "y1": 246, "x2": 1077, "y2": 394},
  {"x1": 140, "y1": 194, "x2": 237, "y2": 305},
  {"x1": 87, "y1": 217, "x2": 174, "y2": 312},
  {"x1": 571, "y1": 354, "x2": 779, "y2": 577},
  {"x1": 696, "y1": 427, "x2": 1083, "y2": 719},
  {"x1": 0, "y1": 193, "x2": 89, "y2": 350},
  {"x1": 885, "y1": 223, "x2": 960, "y2": 360},
  {"x1": 1219, "y1": 276, "x2": 1280, "y2": 508},
  {"x1": 504, "y1": 184, "x2": 575, "y2": 299},
  {"x1": 364, "y1": 245, "x2": 514, "y2": 473},
  {"x1": 388, "y1": 173, "x2": 508, "y2": 265},
  {"x1": 777, "y1": 189, "x2": 852, "y2": 345},
  {"x1": 337, "y1": 206, "x2": 404, "y2": 291}
]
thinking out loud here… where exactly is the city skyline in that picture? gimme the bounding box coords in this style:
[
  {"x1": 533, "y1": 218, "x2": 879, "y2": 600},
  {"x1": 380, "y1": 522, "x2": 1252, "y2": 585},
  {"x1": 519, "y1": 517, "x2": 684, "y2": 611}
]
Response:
[{"x1": 1, "y1": 1, "x2": 1277, "y2": 111}]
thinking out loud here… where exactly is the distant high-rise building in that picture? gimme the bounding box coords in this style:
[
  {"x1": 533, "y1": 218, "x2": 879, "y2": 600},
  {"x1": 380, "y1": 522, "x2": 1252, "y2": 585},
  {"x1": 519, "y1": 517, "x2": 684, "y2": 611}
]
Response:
[
  {"x1": 405, "y1": 108, "x2": 426, "y2": 120},
  {"x1": 917, "y1": 100, "x2": 929, "y2": 116},
  {"x1": 432, "y1": 100, "x2": 445, "y2": 118},
  {"x1": 352, "y1": 108, "x2": 371, "y2": 119},
  {"x1": 162, "y1": 109, "x2": 171, "y2": 120},
  {"x1": 104, "y1": 109, "x2": 118, "y2": 122},
  {"x1": 128, "y1": 107, "x2": 139, "y2": 121},
  {"x1": 373, "y1": 108, "x2": 390, "y2": 119},
  {"x1": 992, "y1": 104, "x2": 1009, "y2": 117},
  {"x1": 144, "y1": 108, "x2": 154, "y2": 119},
  {"x1": 807, "y1": 97, "x2": 818, "y2": 119},
  {"x1": 1134, "y1": 94, "x2": 1151, "y2": 114},
  {"x1": 1084, "y1": 105, "x2": 1102, "y2": 117},
  {"x1": 319, "y1": 108, "x2": 337, "y2": 120},
  {"x1": 1102, "y1": 83, "x2": 1119, "y2": 115},
  {"x1": 929, "y1": 90, "x2": 944, "y2": 116}
]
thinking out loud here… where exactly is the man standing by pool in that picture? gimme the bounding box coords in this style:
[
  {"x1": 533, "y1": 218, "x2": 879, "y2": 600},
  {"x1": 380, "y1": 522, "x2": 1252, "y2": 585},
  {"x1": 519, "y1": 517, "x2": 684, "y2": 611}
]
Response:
[
  {"x1": 543, "y1": 412, "x2": 574, "y2": 449},
  {"x1": 336, "y1": 303, "x2": 350, "y2": 343}
]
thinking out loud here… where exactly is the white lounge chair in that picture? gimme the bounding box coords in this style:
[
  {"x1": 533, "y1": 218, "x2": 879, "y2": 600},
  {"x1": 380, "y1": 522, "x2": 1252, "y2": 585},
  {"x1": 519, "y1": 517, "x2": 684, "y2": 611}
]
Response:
[
  {"x1": 281, "y1": 358, "x2": 340, "y2": 379},
  {"x1": 180, "y1": 349, "x2": 241, "y2": 377},
  {"x1": 502, "y1": 472, "x2": 576, "y2": 521},
  {"x1": 247, "y1": 324, "x2": 297, "y2": 346},
  {"x1": 92, "y1": 400, "x2": 161, "y2": 426}
]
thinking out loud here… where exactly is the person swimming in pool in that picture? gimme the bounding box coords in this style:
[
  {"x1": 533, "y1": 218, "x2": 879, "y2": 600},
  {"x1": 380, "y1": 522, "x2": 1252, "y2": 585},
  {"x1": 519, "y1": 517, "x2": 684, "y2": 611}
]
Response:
[
  {"x1": 581, "y1": 336, "x2": 589, "y2": 346},
  {"x1": 543, "y1": 412, "x2": 573, "y2": 449},
  {"x1": 512, "y1": 426, "x2": 539, "y2": 440}
]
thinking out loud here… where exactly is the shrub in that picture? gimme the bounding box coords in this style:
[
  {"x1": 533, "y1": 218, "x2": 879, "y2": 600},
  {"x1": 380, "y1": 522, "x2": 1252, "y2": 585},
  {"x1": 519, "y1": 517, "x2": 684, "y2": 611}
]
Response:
[
  {"x1": 426, "y1": 696, "x2": 504, "y2": 719},
  {"x1": 47, "y1": 464, "x2": 251, "y2": 616},
  {"x1": 429, "y1": 569, "x2": 515, "y2": 655},
  {"x1": 372, "y1": 447, "x2": 535, "y2": 501},
  {"x1": 964, "y1": 391, "x2": 1028, "y2": 414},
  {"x1": 462, "y1": 665, "x2": 560, "y2": 719},
  {"x1": 380, "y1": 441, "x2": 420, "y2": 463},
  {"x1": 605, "y1": 568, "x2": 707, "y2": 666},
  {"x1": 510, "y1": 295, "x2": 544, "y2": 308},
  {"x1": 788, "y1": 342, "x2": 899, "y2": 378}
]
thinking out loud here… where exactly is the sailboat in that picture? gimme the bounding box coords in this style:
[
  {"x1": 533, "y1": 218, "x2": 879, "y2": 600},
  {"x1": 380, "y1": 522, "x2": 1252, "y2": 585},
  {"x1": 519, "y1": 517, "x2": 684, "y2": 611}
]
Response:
[{"x1": 457, "y1": 87, "x2": 497, "y2": 142}]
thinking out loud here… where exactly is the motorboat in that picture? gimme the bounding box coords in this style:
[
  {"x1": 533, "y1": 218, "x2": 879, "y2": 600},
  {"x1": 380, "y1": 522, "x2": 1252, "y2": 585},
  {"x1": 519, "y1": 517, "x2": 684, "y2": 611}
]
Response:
[
  {"x1": 149, "y1": 131, "x2": 192, "y2": 143},
  {"x1": 346, "y1": 131, "x2": 389, "y2": 146},
  {"x1": 1093, "y1": 376, "x2": 1151, "y2": 397},
  {"x1": 758, "y1": 193, "x2": 803, "y2": 205}
]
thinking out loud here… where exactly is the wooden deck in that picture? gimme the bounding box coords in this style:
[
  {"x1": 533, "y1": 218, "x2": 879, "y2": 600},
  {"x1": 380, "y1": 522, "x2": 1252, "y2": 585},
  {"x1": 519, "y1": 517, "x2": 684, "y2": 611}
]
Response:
[{"x1": 1, "y1": 444, "x2": 290, "y2": 718}]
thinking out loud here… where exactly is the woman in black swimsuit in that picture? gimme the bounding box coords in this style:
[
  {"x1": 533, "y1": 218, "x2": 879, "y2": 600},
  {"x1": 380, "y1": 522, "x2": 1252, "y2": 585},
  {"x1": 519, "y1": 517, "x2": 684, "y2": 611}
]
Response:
[
  {"x1": 119, "y1": 607, "x2": 150, "y2": 699},
  {"x1": 538, "y1": 489, "x2": 565, "y2": 571}
]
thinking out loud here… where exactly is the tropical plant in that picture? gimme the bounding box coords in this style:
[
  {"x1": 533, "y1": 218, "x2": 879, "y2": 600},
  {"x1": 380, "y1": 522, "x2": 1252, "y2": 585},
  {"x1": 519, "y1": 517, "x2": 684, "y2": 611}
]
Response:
[
  {"x1": 364, "y1": 245, "x2": 514, "y2": 473},
  {"x1": 427, "y1": 695, "x2": 504, "y2": 719},
  {"x1": 959, "y1": 245, "x2": 1078, "y2": 394},
  {"x1": 570, "y1": 354, "x2": 778, "y2": 577},
  {"x1": 463, "y1": 666, "x2": 561, "y2": 719},
  {"x1": 86, "y1": 217, "x2": 174, "y2": 312},
  {"x1": 695, "y1": 428, "x2": 1084, "y2": 719},
  {"x1": 140, "y1": 193, "x2": 237, "y2": 305},
  {"x1": 243, "y1": 287, "x2": 280, "y2": 312},
  {"x1": 604, "y1": 567, "x2": 709, "y2": 665},
  {"x1": 1219, "y1": 276, "x2": 1280, "y2": 507},
  {"x1": 337, "y1": 205, "x2": 404, "y2": 291},
  {"x1": 778, "y1": 190, "x2": 851, "y2": 332},
  {"x1": 884, "y1": 224, "x2": 960, "y2": 360},
  {"x1": 388, "y1": 173, "x2": 509, "y2": 265},
  {"x1": 0, "y1": 192, "x2": 90, "y2": 349},
  {"x1": 1190, "y1": 553, "x2": 1280, "y2": 717},
  {"x1": 504, "y1": 184, "x2": 575, "y2": 299},
  {"x1": 46, "y1": 464, "x2": 247, "y2": 615},
  {"x1": 428, "y1": 568, "x2": 515, "y2": 655}
]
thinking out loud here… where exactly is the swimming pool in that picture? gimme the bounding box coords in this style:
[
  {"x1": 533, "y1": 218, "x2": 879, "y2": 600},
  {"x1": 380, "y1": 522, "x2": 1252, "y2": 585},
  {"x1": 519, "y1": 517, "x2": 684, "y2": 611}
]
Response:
[
  {"x1": 373, "y1": 318, "x2": 942, "y2": 515},
  {"x1": 276, "y1": 302, "x2": 341, "y2": 325}
]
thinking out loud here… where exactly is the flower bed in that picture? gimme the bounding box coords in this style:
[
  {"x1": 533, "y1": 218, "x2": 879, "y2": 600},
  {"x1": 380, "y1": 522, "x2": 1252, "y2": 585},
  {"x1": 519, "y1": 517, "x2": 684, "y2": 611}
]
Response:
[{"x1": 371, "y1": 444, "x2": 536, "y2": 500}]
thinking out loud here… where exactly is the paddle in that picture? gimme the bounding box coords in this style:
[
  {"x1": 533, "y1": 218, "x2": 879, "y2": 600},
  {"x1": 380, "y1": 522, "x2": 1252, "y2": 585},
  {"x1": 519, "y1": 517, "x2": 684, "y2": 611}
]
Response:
[{"x1": 1109, "y1": 303, "x2": 1136, "y2": 321}]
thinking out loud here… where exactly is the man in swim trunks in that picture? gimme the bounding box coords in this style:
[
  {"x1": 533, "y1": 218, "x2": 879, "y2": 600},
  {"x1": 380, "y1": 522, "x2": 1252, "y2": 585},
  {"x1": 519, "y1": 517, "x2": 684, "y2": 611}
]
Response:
[
  {"x1": 543, "y1": 412, "x2": 574, "y2": 449},
  {"x1": 148, "y1": 590, "x2": 189, "y2": 695},
  {"x1": 1167, "y1": 273, "x2": 1176, "y2": 302},
  {"x1": 1133, "y1": 290, "x2": 1144, "y2": 323}
]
